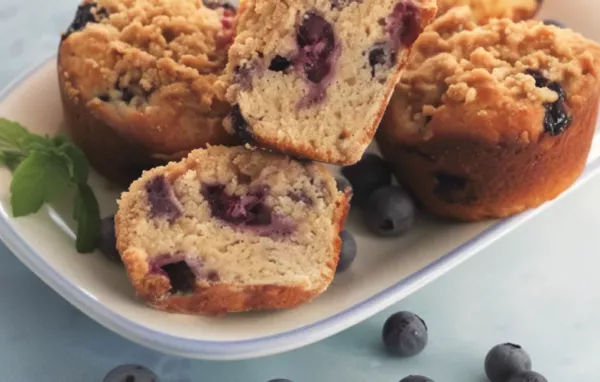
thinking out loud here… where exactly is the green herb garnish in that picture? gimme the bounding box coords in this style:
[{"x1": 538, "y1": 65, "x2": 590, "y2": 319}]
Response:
[{"x1": 0, "y1": 118, "x2": 101, "y2": 253}]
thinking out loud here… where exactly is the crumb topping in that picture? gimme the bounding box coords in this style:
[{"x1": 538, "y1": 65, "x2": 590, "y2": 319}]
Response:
[
  {"x1": 387, "y1": 7, "x2": 600, "y2": 140},
  {"x1": 59, "y1": 0, "x2": 235, "y2": 111}
]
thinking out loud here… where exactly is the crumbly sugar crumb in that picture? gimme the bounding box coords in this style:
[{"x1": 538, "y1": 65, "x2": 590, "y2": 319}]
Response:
[
  {"x1": 60, "y1": 0, "x2": 235, "y2": 112},
  {"x1": 391, "y1": 6, "x2": 600, "y2": 139}
]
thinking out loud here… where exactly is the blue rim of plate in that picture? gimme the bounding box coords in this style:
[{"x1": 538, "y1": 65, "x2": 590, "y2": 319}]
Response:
[{"x1": 2, "y1": 55, "x2": 600, "y2": 360}]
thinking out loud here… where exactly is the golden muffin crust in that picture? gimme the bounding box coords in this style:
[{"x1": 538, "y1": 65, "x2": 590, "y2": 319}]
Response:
[{"x1": 58, "y1": 0, "x2": 239, "y2": 186}]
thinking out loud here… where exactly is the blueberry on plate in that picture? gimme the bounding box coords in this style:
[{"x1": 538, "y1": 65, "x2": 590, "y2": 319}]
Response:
[
  {"x1": 103, "y1": 364, "x2": 159, "y2": 382},
  {"x1": 382, "y1": 311, "x2": 428, "y2": 357},
  {"x1": 336, "y1": 230, "x2": 357, "y2": 272},
  {"x1": 507, "y1": 371, "x2": 547, "y2": 382},
  {"x1": 542, "y1": 19, "x2": 565, "y2": 28},
  {"x1": 99, "y1": 215, "x2": 122, "y2": 263},
  {"x1": 484, "y1": 343, "x2": 532, "y2": 382},
  {"x1": 341, "y1": 153, "x2": 392, "y2": 205},
  {"x1": 399, "y1": 376, "x2": 434, "y2": 382},
  {"x1": 363, "y1": 186, "x2": 415, "y2": 237}
]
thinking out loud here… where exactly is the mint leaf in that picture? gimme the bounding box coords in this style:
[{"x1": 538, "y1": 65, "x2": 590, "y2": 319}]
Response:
[
  {"x1": 60, "y1": 143, "x2": 89, "y2": 184},
  {"x1": 10, "y1": 151, "x2": 71, "y2": 217},
  {"x1": 74, "y1": 183, "x2": 100, "y2": 253},
  {"x1": 0, "y1": 118, "x2": 29, "y2": 151},
  {"x1": 0, "y1": 151, "x2": 25, "y2": 171}
]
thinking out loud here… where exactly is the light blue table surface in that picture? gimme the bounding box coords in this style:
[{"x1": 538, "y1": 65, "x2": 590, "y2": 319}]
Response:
[{"x1": 2, "y1": 1, "x2": 600, "y2": 381}]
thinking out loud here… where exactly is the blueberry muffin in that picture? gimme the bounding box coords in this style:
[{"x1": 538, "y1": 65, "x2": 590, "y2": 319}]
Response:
[
  {"x1": 223, "y1": 0, "x2": 437, "y2": 165},
  {"x1": 437, "y1": 0, "x2": 540, "y2": 22},
  {"x1": 58, "y1": 0, "x2": 239, "y2": 186},
  {"x1": 115, "y1": 145, "x2": 351, "y2": 315},
  {"x1": 377, "y1": 7, "x2": 600, "y2": 221}
]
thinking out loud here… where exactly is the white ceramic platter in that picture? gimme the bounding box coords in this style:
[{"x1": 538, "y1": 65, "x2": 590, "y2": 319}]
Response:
[{"x1": 1, "y1": 0, "x2": 600, "y2": 361}]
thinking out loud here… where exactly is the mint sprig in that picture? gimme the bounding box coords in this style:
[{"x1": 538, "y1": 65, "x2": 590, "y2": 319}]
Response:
[{"x1": 0, "y1": 118, "x2": 101, "y2": 253}]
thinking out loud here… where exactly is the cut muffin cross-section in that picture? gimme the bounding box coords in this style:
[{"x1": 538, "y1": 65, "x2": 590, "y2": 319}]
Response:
[
  {"x1": 116, "y1": 145, "x2": 351, "y2": 315},
  {"x1": 223, "y1": 0, "x2": 438, "y2": 165}
]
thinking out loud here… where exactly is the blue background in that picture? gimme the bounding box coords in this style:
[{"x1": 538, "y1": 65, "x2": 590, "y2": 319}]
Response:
[{"x1": 1, "y1": 1, "x2": 600, "y2": 381}]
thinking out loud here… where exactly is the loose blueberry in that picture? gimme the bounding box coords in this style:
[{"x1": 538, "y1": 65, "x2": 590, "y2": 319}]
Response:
[
  {"x1": 363, "y1": 186, "x2": 415, "y2": 237},
  {"x1": 485, "y1": 343, "x2": 532, "y2": 382},
  {"x1": 507, "y1": 371, "x2": 548, "y2": 382},
  {"x1": 99, "y1": 216, "x2": 121, "y2": 263},
  {"x1": 145, "y1": 175, "x2": 183, "y2": 222},
  {"x1": 336, "y1": 230, "x2": 357, "y2": 272},
  {"x1": 542, "y1": 19, "x2": 565, "y2": 28},
  {"x1": 399, "y1": 376, "x2": 434, "y2": 382},
  {"x1": 296, "y1": 12, "x2": 336, "y2": 83},
  {"x1": 335, "y1": 176, "x2": 352, "y2": 193},
  {"x1": 341, "y1": 154, "x2": 392, "y2": 206},
  {"x1": 161, "y1": 261, "x2": 196, "y2": 294},
  {"x1": 230, "y1": 104, "x2": 256, "y2": 144},
  {"x1": 382, "y1": 311, "x2": 428, "y2": 357},
  {"x1": 268, "y1": 379, "x2": 293, "y2": 382},
  {"x1": 386, "y1": 2, "x2": 421, "y2": 51},
  {"x1": 526, "y1": 69, "x2": 572, "y2": 136},
  {"x1": 63, "y1": 2, "x2": 108, "y2": 41},
  {"x1": 103, "y1": 364, "x2": 159, "y2": 382},
  {"x1": 269, "y1": 55, "x2": 292, "y2": 72}
]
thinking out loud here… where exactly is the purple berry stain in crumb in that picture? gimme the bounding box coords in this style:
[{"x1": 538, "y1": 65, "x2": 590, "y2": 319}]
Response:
[
  {"x1": 62, "y1": 2, "x2": 109, "y2": 41},
  {"x1": 295, "y1": 11, "x2": 339, "y2": 107},
  {"x1": 288, "y1": 190, "x2": 314, "y2": 205},
  {"x1": 149, "y1": 254, "x2": 219, "y2": 294},
  {"x1": 368, "y1": 43, "x2": 394, "y2": 78},
  {"x1": 202, "y1": 185, "x2": 295, "y2": 236},
  {"x1": 234, "y1": 59, "x2": 264, "y2": 91},
  {"x1": 384, "y1": 1, "x2": 421, "y2": 53},
  {"x1": 330, "y1": 0, "x2": 362, "y2": 10},
  {"x1": 230, "y1": 104, "x2": 256, "y2": 144},
  {"x1": 269, "y1": 55, "x2": 293, "y2": 72},
  {"x1": 145, "y1": 175, "x2": 183, "y2": 222},
  {"x1": 526, "y1": 69, "x2": 572, "y2": 136},
  {"x1": 433, "y1": 172, "x2": 477, "y2": 204}
]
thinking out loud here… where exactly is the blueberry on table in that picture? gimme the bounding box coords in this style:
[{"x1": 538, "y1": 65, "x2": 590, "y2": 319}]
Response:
[
  {"x1": 507, "y1": 371, "x2": 548, "y2": 382},
  {"x1": 484, "y1": 343, "x2": 532, "y2": 382},
  {"x1": 103, "y1": 364, "x2": 159, "y2": 382},
  {"x1": 268, "y1": 379, "x2": 293, "y2": 382},
  {"x1": 363, "y1": 186, "x2": 415, "y2": 237},
  {"x1": 399, "y1": 376, "x2": 434, "y2": 382},
  {"x1": 99, "y1": 215, "x2": 121, "y2": 263},
  {"x1": 336, "y1": 230, "x2": 357, "y2": 273},
  {"x1": 341, "y1": 153, "x2": 392, "y2": 206},
  {"x1": 382, "y1": 311, "x2": 428, "y2": 357}
]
